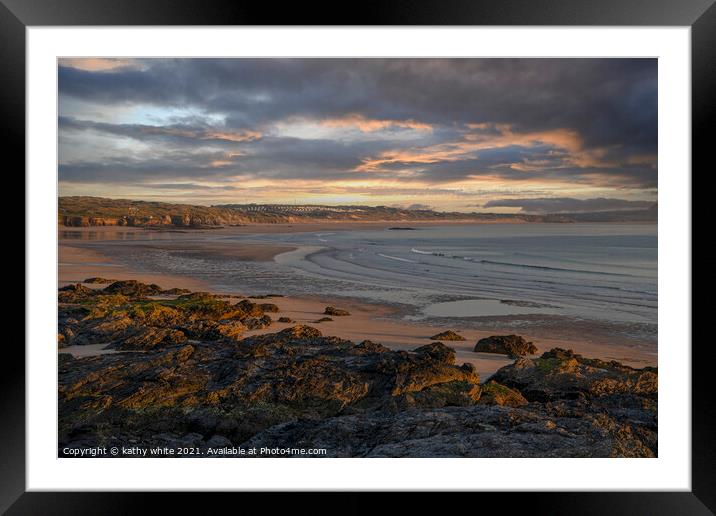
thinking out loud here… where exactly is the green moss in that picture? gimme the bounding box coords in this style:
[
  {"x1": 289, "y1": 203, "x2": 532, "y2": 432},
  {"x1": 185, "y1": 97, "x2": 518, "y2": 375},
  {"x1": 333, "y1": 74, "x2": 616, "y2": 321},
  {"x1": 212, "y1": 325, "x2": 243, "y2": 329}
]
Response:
[
  {"x1": 80, "y1": 293, "x2": 236, "y2": 320},
  {"x1": 81, "y1": 294, "x2": 131, "y2": 319},
  {"x1": 481, "y1": 382, "x2": 514, "y2": 396},
  {"x1": 535, "y1": 357, "x2": 562, "y2": 373},
  {"x1": 434, "y1": 380, "x2": 474, "y2": 393}
]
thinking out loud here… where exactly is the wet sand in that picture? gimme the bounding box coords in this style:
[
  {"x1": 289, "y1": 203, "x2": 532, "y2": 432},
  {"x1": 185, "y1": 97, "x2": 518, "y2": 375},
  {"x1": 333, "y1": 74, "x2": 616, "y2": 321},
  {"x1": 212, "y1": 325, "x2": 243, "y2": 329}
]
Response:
[
  {"x1": 59, "y1": 244, "x2": 209, "y2": 291},
  {"x1": 58, "y1": 218, "x2": 529, "y2": 239},
  {"x1": 59, "y1": 232, "x2": 656, "y2": 378}
]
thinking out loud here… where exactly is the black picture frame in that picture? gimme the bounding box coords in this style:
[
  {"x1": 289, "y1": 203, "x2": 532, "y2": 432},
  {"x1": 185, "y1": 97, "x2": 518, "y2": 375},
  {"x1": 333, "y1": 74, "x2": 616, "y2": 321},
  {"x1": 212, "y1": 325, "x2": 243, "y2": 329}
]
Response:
[{"x1": 6, "y1": 0, "x2": 712, "y2": 512}]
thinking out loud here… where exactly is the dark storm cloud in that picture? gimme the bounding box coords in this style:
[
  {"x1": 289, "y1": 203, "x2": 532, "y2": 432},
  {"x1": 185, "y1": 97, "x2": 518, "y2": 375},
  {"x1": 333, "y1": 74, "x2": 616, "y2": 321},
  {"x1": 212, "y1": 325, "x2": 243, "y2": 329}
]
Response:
[
  {"x1": 59, "y1": 114, "x2": 429, "y2": 184},
  {"x1": 484, "y1": 197, "x2": 655, "y2": 213},
  {"x1": 59, "y1": 59, "x2": 656, "y2": 147},
  {"x1": 58, "y1": 134, "x2": 403, "y2": 184},
  {"x1": 58, "y1": 58, "x2": 657, "y2": 190}
]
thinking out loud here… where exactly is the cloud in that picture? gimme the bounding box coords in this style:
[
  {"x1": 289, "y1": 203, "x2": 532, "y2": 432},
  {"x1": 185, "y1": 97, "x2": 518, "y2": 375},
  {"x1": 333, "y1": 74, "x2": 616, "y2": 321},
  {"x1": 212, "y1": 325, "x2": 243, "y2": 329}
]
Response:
[
  {"x1": 59, "y1": 58, "x2": 656, "y2": 149},
  {"x1": 483, "y1": 197, "x2": 655, "y2": 213},
  {"x1": 57, "y1": 58, "x2": 658, "y2": 205},
  {"x1": 318, "y1": 114, "x2": 433, "y2": 133},
  {"x1": 143, "y1": 183, "x2": 240, "y2": 191},
  {"x1": 58, "y1": 58, "x2": 145, "y2": 72},
  {"x1": 59, "y1": 116, "x2": 261, "y2": 144}
]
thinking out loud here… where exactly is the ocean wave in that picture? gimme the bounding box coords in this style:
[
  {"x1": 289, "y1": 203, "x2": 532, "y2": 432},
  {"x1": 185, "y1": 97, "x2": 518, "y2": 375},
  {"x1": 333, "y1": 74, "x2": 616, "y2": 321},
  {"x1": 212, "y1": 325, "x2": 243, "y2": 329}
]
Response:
[
  {"x1": 513, "y1": 251, "x2": 654, "y2": 272},
  {"x1": 479, "y1": 259, "x2": 634, "y2": 277},
  {"x1": 601, "y1": 285, "x2": 658, "y2": 295},
  {"x1": 377, "y1": 253, "x2": 417, "y2": 263},
  {"x1": 411, "y1": 248, "x2": 474, "y2": 261}
]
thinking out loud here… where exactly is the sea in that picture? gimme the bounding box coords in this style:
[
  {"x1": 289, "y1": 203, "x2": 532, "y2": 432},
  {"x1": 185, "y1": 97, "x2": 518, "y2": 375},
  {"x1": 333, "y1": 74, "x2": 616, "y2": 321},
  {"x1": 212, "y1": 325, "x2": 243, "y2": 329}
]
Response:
[{"x1": 72, "y1": 223, "x2": 658, "y2": 341}]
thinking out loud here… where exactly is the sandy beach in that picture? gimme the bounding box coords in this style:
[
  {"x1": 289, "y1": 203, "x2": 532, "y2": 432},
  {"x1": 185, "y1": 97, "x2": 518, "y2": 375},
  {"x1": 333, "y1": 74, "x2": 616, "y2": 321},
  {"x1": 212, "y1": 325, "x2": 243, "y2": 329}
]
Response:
[
  {"x1": 58, "y1": 218, "x2": 530, "y2": 238},
  {"x1": 59, "y1": 225, "x2": 657, "y2": 378}
]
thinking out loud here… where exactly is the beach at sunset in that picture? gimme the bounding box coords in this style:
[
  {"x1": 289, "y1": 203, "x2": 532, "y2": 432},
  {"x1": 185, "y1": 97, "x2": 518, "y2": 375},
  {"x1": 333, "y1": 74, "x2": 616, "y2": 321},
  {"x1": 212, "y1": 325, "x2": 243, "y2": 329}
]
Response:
[{"x1": 56, "y1": 57, "x2": 658, "y2": 458}]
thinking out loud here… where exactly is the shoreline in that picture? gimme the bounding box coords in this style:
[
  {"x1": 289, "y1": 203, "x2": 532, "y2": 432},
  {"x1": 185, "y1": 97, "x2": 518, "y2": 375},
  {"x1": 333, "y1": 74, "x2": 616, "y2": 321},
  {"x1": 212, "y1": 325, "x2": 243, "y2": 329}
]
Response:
[
  {"x1": 59, "y1": 234, "x2": 657, "y2": 377},
  {"x1": 58, "y1": 218, "x2": 657, "y2": 238}
]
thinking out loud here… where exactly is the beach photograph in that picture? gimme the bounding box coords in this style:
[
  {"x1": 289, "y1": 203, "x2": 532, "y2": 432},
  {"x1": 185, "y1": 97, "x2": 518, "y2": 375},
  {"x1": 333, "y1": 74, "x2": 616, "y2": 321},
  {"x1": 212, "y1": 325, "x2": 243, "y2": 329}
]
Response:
[{"x1": 57, "y1": 58, "x2": 657, "y2": 458}]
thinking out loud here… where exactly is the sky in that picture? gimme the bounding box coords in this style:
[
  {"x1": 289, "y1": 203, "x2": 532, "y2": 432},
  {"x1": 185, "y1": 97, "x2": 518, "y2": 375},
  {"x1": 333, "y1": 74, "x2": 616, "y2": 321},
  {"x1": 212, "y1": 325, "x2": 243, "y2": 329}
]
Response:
[{"x1": 58, "y1": 58, "x2": 657, "y2": 213}]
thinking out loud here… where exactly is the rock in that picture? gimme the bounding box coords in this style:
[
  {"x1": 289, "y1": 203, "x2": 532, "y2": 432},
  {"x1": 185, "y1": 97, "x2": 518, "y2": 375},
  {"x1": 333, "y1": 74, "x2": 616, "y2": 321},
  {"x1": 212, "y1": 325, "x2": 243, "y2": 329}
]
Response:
[
  {"x1": 491, "y1": 347, "x2": 657, "y2": 402},
  {"x1": 205, "y1": 435, "x2": 233, "y2": 450},
  {"x1": 233, "y1": 299, "x2": 265, "y2": 317},
  {"x1": 478, "y1": 381, "x2": 529, "y2": 407},
  {"x1": 58, "y1": 353, "x2": 75, "y2": 368},
  {"x1": 277, "y1": 317, "x2": 294, "y2": 323},
  {"x1": 485, "y1": 348, "x2": 657, "y2": 456},
  {"x1": 57, "y1": 283, "x2": 657, "y2": 458},
  {"x1": 240, "y1": 403, "x2": 654, "y2": 458},
  {"x1": 82, "y1": 277, "x2": 118, "y2": 284},
  {"x1": 430, "y1": 330, "x2": 466, "y2": 341},
  {"x1": 203, "y1": 320, "x2": 247, "y2": 341},
  {"x1": 58, "y1": 284, "x2": 277, "y2": 348},
  {"x1": 79, "y1": 294, "x2": 130, "y2": 319},
  {"x1": 406, "y1": 381, "x2": 482, "y2": 409},
  {"x1": 112, "y1": 327, "x2": 188, "y2": 351},
  {"x1": 176, "y1": 294, "x2": 257, "y2": 320},
  {"x1": 161, "y1": 287, "x2": 192, "y2": 296},
  {"x1": 60, "y1": 326, "x2": 76, "y2": 343},
  {"x1": 242, "y1": 315, "x2": 272, "y2": 330},
  {"x1": 474, "y1": 335, "x2": 537, "y2": 357},
  {"x1": 460, "y1": 363, "x2": 476, "y2": 374},
  {"x1": 313, "y1": 317, "x2": 333, "y2": 323},
  {"x1": 355, "y1": 340, "x2": 389, "y2": 353},
  {"x1": 258, "y1": 303, "x2": 280, "y2": 313},
  {"x1": 137, "y1": 304, "x2": 183, "y2": 326},
  {"x1": 58, "y1": 283, "x2": 97, "y2": 303},
  {"x1": 324, "y1": 306, "x2": 350, "y2": 316},
  {"x1": 413, "y1": 342, "x2": 456, "y2": 364},
  {"x1": 74, "y1": 314, "x2": 136, "y2": 345},
  {"x1": 177, "y1": 292, "x2": 216, "y2": 300},
  {"x1": 59, "y1": 325, "x2": 482, "y2": 452},
  {"x1": 371, "y1": 349, "x2": 479, "y2": 398},
  {"x1": 103, "y1": 280, "x2": 163, "y2": 297},
  {"x1": 59, "y1": 283, "x2": 94, "y2": 293},
  {"x1": 274, "y1": 325, "x2": 323, "y2": 339}
]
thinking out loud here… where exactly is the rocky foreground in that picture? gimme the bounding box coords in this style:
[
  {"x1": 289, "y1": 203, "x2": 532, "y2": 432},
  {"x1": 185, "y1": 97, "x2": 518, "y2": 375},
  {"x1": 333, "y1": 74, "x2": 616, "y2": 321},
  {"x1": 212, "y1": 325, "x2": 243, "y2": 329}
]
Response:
[{"x1": 58, "y1": 280, "x2": 657, "y2": 457}]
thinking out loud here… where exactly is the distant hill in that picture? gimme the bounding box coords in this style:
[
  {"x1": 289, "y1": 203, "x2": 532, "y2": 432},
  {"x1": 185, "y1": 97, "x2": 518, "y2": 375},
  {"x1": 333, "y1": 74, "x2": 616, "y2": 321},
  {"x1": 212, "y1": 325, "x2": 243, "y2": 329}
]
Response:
[
  {"x1": 548, "y1": 205, "x2": 658, "y2": 223},
  {"x1": 58, "y1": 197, "x2": 283, "y2": 227},
  {"x1": 58, "y1": 196, "x2": 657, "y2": 228}
]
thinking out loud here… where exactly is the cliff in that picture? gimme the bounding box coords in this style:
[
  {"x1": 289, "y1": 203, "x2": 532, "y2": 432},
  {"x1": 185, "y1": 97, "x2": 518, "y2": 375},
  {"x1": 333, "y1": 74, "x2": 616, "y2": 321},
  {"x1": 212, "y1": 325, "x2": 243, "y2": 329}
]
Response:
[
  {"x1": 58, "y1": 196, "x2": 286, "y2": 227},
  {"x1": 58, "y1": 196, "x2": 657, "y2": 227}
]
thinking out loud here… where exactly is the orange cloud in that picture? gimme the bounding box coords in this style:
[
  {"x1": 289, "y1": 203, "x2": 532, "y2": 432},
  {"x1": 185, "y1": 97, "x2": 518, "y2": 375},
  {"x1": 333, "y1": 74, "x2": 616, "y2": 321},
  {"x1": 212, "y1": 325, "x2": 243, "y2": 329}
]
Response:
[
  {"x1": 319, "y1": 114, "x2": 433, "y2": 133},
  {"x1": 136, "y1": 126, "x2": 262, "y2": 143},
  {"x1": 58, "y1": 58, "x2": 141, "y2": 72},
  {"x1": 203, "y1": 130, "x2": 262, "y2": 142},
  {"x1": 355, "y1": 123, "x2": 630, "y2": 174}
]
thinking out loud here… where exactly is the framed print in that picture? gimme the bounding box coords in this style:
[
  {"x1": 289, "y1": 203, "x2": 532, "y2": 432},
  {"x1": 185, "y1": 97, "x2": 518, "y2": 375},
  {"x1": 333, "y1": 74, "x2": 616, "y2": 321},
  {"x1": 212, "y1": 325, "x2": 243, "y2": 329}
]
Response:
[{"x1": 6, "y1": 0, "x2": 713, "y2": 512}]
